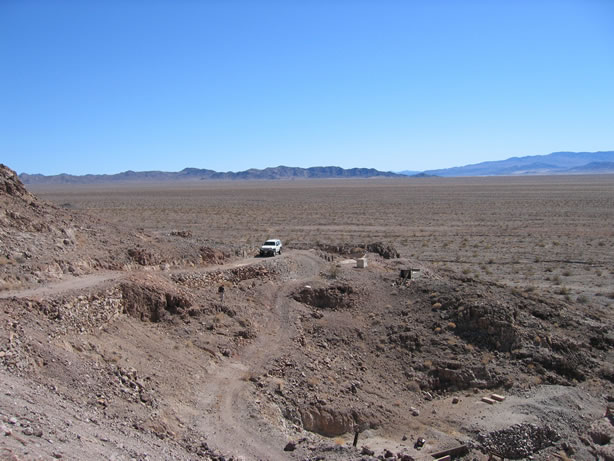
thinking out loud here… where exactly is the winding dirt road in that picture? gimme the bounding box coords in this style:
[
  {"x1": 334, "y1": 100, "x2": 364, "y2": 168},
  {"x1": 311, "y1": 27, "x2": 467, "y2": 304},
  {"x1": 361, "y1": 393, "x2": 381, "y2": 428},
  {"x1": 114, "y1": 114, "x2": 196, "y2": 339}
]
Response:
[
  {"x1": 0, "y1": 252, "x2": 291, "y2": 300},
  {"x1": 193, "y1": 251, "x2": 323, "y2": 460},
  {"x1": 1, "y1": 250, "x2": 324, "y2": 460},
  {"x1": 0, "y1": 271, "x2": 125, "y2": 299}
]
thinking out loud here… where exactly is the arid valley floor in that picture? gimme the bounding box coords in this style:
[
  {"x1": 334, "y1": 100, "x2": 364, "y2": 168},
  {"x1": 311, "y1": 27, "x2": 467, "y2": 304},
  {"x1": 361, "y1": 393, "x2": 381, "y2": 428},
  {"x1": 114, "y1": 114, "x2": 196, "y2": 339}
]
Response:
[{"x1": 1, "y1": 167, "x2": 614, "y2": 460}]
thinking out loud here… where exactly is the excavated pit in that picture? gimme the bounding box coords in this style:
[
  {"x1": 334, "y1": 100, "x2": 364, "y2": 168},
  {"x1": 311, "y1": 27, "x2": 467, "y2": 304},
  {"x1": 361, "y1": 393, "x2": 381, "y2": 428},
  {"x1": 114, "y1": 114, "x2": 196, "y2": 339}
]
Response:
[
  {"x1": 292, "y1": 284, "x2": 357, "y2": 310},
  {"x1": 120, "y1": 280, "x2": 192, "y2": 322}
]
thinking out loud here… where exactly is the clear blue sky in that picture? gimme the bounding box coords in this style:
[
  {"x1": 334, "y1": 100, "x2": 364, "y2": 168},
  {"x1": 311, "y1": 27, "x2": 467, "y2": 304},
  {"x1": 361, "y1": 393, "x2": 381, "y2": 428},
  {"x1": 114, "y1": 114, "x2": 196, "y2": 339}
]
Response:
[{"x1": 1, "y1": 0, "x2": 613, "y2": 175}]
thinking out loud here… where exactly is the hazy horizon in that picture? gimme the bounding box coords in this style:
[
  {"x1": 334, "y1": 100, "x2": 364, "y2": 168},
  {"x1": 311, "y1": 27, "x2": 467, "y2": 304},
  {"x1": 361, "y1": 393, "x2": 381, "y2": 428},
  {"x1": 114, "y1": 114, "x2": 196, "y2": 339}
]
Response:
[{"x1": 2, "y1": 1, "x2": 613, "y2": 175}]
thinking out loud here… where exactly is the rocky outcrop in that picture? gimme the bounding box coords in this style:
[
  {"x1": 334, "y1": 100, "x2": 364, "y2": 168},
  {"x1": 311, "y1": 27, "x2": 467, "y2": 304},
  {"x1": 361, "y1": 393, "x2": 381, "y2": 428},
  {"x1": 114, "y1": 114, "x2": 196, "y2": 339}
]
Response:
[
  {"x1": 428, "y1": 360, "x2": 503, "y2": 390},
  {"x1": 127, "y1": 248, "x2": 160, "y2": 266},
  {"x1": 199, "y1": 247, "x2": 226, "y2": 265},
  {"x1": 120, "y1": 278, "x2": 192, "y2": 322},
  {"x1": 0, "y1": 164, "x2": 35, "y2": 202},
  {"x1": 300, "y1": 406, "x2": 355, "y2": 436},
  {"x1": 366, "y1": 242, "x2": 399, "y2": 259},
  {"x1": 450, "y1": 301, "x2": 518, "y2": 352}
]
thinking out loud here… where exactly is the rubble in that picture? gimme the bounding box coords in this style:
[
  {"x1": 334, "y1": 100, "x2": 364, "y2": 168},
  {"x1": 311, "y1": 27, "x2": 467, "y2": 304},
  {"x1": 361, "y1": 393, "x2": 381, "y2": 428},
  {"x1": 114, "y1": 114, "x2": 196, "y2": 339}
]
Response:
[{"x1": 477, "y1": 423, "x2": 560, "y2": 458}]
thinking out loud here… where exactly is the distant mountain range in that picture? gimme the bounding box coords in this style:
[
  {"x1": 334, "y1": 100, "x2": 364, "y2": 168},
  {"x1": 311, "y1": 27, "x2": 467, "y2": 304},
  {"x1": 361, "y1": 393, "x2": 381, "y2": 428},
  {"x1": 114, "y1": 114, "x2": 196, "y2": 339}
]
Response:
[
  {"x1": 19, "y1": 165, "x2": 402, "y2": 184},
  {"x1": 408, "y1": 151, "x2": 614, "y2": 177},
  {"x1": 18, "y1": 151, "x2": 614, "y2": 184}
]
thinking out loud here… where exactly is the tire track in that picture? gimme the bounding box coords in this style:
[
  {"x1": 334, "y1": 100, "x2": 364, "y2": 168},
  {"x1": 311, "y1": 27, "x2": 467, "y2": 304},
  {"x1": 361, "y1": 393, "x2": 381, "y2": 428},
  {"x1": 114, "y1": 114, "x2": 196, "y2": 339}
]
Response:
[{"x1": 195, "y1": 251, "x2": 322, "y2": 460}]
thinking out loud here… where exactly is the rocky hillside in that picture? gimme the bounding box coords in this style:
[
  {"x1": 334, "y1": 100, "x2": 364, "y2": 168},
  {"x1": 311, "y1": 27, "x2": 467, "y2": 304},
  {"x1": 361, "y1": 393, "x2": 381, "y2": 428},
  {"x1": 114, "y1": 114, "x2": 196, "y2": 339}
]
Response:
[
  {"x1": 0, "y1": 164, "x2": 225, "y2": 292},
  {"x1": 1, "y1": 164, "x2": 118, "y2": 290}
]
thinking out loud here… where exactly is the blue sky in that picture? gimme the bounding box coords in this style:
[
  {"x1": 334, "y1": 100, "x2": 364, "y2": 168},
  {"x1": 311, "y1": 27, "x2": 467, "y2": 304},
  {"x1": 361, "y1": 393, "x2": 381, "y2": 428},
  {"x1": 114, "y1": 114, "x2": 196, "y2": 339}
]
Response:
[{"x1": 1, "y1": 0, "x2": 613, "y2": 175}]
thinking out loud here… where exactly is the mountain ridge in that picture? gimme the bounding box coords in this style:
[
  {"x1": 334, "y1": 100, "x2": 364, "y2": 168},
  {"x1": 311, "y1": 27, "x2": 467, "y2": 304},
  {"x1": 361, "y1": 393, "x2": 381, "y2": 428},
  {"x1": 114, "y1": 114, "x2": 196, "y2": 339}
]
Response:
[
  {"x1": 18, "y1": 151, "x2": 614, "y2": 184},
  {"x1": 19, "y1": 165, "x2": 402, "y2": 184},
  {"x1": 418, "y1": 151, "x2": 614, "y2": 177}
]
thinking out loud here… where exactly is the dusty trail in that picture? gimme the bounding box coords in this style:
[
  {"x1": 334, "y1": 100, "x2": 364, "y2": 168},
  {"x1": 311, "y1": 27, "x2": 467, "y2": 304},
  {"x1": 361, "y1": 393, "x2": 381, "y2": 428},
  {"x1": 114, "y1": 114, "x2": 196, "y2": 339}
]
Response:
[
  {"x1": 0, "y1": 253, "x2": 284, "y2": 300},
  {"x1": 0, "y1": 250, "x2": 323, "y2": 460},
  {"x1": 194, "y1": 251, "x2": 322, "y2": 461},
  {"x1": 0, "y1": 270, "x2": 125, "y2": 299}
]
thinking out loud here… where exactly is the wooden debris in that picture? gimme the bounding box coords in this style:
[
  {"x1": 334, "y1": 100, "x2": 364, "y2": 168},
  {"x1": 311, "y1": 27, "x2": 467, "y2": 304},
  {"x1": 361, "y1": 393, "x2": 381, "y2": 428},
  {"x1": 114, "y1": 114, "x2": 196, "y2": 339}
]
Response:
[{"x1": 430, "y1": 444, "x2": 469, "y2": 458}]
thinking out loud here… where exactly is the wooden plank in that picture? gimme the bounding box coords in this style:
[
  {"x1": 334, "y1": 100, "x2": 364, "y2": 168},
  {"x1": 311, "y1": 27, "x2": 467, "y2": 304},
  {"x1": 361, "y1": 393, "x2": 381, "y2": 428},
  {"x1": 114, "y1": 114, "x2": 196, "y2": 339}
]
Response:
[{"x1": 430, "y1": 444, "x2": 469, "y2": 458}]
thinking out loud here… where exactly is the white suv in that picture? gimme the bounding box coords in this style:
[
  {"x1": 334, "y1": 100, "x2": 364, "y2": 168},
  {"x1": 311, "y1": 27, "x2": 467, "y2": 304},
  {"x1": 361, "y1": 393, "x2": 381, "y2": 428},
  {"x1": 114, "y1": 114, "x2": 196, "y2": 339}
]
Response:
[{"x1": 259, "y1": 239, "x2": 282, "y2": 257}]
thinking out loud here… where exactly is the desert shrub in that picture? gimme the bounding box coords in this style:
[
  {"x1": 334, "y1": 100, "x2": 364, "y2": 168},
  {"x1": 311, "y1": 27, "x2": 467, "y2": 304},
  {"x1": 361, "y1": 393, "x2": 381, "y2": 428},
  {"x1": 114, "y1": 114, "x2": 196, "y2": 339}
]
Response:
[
  {"x1": 327, "y1": 263, "x2": 340, "y2": 279},
  {"x1": 576, "y1": 295, "x2": 588, "y2": 304}
]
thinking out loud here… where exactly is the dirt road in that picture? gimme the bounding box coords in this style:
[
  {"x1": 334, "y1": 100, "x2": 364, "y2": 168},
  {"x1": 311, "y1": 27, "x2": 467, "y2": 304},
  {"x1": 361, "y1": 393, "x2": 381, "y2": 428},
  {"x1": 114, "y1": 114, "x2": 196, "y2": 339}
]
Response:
[
  {"x1": 0, "y1": 252, "x2": 291, "y2": 300},
  {"x1": 0, "y1": 250, "x2": 323, "y2": 461},
  {"x1": 193, "y1": 251, "x2": 322, "y2": 460},
  {"x1": 0, "y1": 271, "x2": 125, "y2": 299}
]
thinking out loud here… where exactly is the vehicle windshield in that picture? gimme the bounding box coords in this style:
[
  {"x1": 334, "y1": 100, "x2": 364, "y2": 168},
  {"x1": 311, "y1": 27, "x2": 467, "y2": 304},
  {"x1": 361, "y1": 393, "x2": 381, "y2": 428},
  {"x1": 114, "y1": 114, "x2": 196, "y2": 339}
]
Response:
[{"x1": 264, "y1": 241, "x2": 277, "y2": 246}]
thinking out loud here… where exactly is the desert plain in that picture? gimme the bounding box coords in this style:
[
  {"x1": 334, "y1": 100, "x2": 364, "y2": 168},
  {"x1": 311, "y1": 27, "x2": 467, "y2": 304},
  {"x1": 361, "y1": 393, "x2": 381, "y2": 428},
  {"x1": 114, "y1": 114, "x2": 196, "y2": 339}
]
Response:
[{"x1": 1, "y1": 169, "x2": 614, "y2": 460}]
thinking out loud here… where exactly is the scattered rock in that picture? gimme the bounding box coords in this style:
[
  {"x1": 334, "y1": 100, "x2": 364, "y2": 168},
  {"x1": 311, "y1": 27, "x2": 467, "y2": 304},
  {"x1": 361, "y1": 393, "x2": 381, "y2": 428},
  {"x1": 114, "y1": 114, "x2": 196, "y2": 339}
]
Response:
[
  {"x1": 361, "y1": 446, "x2": 375, "y2": 456},
  {"x1": 283, "y1": 441, "x2": 296, "y2": 451},
  {"x1": 477, "y1": 423, "x2": 560, "y2": 458},
  {"x1": 170, "y1": 230, "x2": 192, "y2": 238},
  {"x1": 588, "y1": 418, "x2": 613, "y2": 445}
]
